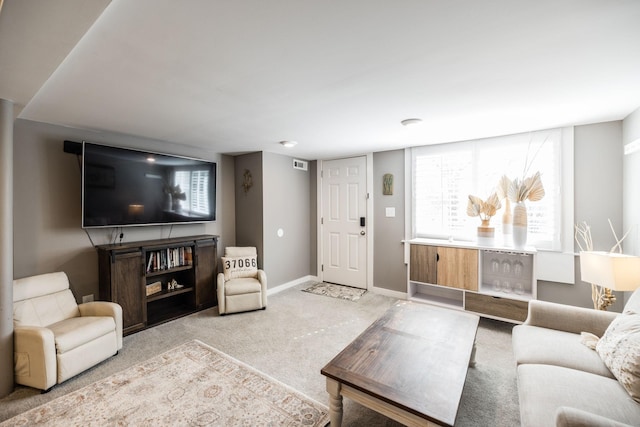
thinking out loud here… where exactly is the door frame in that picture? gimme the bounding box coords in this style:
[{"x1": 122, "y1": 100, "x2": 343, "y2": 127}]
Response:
[{"x1": 316, "y1": 154, "x2": 374, "y2": 290}]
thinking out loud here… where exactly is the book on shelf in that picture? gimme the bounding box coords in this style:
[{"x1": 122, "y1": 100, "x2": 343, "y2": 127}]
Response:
[
  {"x1": 146, "y1": 253, "x2": 154, "y2": 272},
  {"x1": 146, "y1": 246, "x2": 193, "y2": 273}
]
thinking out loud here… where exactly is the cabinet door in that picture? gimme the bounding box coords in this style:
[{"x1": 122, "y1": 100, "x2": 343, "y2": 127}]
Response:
[
  {"x1": 436, "y1": 247, "x2": 478, "y2": 291},
  {"x1": 112, "y1": 250, "x2": 145, "y2": 334},
  {"x1": 194, "y1": 239, "x2": 217, "y2": 309},
  {"x1": 410, "y1": 245, "x2": 438, "y2": 284}
]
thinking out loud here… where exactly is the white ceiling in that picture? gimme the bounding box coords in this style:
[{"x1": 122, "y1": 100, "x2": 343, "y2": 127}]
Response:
[{"x1": 1, "y1": 0, "x2": 640, "y2": 160}]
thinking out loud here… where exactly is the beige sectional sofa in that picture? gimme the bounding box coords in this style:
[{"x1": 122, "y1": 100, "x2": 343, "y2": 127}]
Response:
[{"x1": 512, "y1": 291, "x2": 640, "y2": 427}]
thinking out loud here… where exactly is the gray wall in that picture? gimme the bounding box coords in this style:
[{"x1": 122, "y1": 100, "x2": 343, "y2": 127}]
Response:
[
  {"x1": 12, "y1": 119, "x2": 235, "y2": 301},
  {"x1": 263, "y1": 152, "x2": 312, "y2": 286},
  {"x1": 623, "y1": 106, "x2": 640, "y2": 257},
  {"x1": 232, "y1": 152, "x2": 313, "y2": 287},
  {"x1": 309, "y1": 160, "x2": 318, "y2": 276},
  {"x1": 7, "y1": 117, "x2": 637, "y2": 309},
  {"x1": 0, "y1": 99, "x2": 14, "y2": 398},
  {"x1": 373, "y1": 150, "x2": 406, "y2": 292},
  {"x1": 537, "y1": 121, "x2": 624, "y2": 310},
  {"x1": 233, "y1": 152, "x2": 263, "y2": 266}
]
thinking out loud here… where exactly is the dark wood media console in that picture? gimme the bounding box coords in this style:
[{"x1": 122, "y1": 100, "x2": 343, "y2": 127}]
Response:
[{"x1": 97, "y1": 235, "x2": 218, "y2": 335}]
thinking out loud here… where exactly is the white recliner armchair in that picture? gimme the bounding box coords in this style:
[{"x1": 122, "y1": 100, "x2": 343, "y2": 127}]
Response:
[
  {"x1": 13, "y1": 272, "x2": 123, "y2": 391},
  {"x1": 217, "y1": 247, "x2": 267, "y2": 315}
]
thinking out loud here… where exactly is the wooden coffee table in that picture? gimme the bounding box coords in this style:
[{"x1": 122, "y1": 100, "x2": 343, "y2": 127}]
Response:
[{"x1": 321, "y1": 301, "x2": 479, "y2": 427}]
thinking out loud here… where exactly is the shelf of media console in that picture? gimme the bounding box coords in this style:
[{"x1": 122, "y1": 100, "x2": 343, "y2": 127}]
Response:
[{"x1": 409, "y1": 280, "x2": 534, "y2": 310}]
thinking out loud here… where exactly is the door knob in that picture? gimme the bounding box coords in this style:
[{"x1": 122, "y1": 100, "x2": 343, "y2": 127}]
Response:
[{"x1": 360, "y1": 230, "x2": 366, "y2": 236}]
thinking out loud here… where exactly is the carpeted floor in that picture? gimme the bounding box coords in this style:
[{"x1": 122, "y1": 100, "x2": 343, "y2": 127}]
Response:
[{"x1": 0, "y1": 282, "x2": 521, "y2": 426}]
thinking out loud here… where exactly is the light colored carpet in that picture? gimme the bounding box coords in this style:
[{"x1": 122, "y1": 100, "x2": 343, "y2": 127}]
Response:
[
  {"x1": 0, "y1": 282, "x2": 520, "y2": 426},
  {"x1": 302, "y1": 282, "x2": 367, "y2": 301},
  {"x1": 1, "y1": 340, "x2": 329, "y2": 427}
]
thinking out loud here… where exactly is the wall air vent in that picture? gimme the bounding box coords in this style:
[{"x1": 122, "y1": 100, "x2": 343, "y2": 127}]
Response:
[{"x1": 293, "y1": 159, "x2": 308, "y2": 171}]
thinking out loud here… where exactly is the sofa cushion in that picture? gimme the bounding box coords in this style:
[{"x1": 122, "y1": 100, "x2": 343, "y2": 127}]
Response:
[
  {"x1": 223, "y1": 277, "x2": 262, "y2": 296},
  {"x1": 513, "y1": 324, "x2": 614, "y2": 378},
  {"x1": 222, "y1": 256, "x2": 258, "y2": 280},
  {"x1": 517, "y1": 364, "x2": 640, "y2": 427},
  {"x1": 13, "y1": 289, "x2": 80, "y2": 328},
  {"x1": 596, "y1": 313, "x2": 640, "y2": 402},
  {"x1": 556, "y1": 406, "x2": 637, "y2": 427},
  {"x1": 49, "y1": 316, "x2": 116, "y2": 354},
  {"x1": 13, "y1": 272, "x2": 71, "y2": 302},
  {"x1": 624, "y1": 288, "x2": 640, "y2": 315}
]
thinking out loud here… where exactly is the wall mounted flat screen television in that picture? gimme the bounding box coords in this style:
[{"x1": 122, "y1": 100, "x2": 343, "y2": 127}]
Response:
[{"x1": 82, "y1": 142, "x2": 216, "y2": 228}]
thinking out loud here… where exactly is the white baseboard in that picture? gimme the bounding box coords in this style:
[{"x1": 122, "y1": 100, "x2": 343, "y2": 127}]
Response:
[
  {"x1": 267, "y1": 275, "x2": 319, "y2": 296},
  {"x1": 369, "y1": 286, "x2": 407, "y2": 300}
]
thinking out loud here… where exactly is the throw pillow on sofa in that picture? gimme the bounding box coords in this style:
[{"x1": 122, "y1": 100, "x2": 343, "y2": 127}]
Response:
[{"x1": 596, "y1": 313, "x2": 640, "y2": 403}]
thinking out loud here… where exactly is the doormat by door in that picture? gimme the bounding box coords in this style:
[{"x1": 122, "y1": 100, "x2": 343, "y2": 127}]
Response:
[{"x1": 302, "y1": 282, "x2": 366, "y2": 302}]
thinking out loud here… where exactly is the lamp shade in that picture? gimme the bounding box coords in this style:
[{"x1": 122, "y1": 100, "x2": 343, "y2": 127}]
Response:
[{"x1": 579, "y1": 251, "x2": 640, "y2": 291}]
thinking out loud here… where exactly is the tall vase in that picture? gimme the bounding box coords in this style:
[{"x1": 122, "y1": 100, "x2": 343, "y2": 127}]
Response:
[
  {"x1": 502, "y1": 198, "x2": 512, "y2": 246},
  {"x1": 512, "y1": 201, "x2": 528, "y2": 249}
]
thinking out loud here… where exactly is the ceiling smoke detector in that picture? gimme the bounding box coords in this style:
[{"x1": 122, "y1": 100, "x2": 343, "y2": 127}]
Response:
[{"x1": 401, "y1": 118, "x2": 423, "y2": 127}]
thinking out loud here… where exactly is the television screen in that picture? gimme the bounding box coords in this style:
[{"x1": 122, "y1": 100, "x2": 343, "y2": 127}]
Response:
[{"x1": 82, "y1": 142, "x2": 216, "y2": 228}]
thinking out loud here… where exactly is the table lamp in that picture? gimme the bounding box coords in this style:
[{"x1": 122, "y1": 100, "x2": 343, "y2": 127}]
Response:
[{"x1": 579, "y1": 251, "x2": 640, "y2": 310}]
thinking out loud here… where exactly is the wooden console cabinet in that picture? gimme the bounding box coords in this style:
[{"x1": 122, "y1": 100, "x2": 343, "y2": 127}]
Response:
[
  {"x1": 97, "y1": 235, "x2": 218, "y2": 335},
  {"x1": 407, "y1": 239, "x2": 536, "y2": 323},
  {"x1": 410, "y1": 245, "x2": 478, "y2": 291}
]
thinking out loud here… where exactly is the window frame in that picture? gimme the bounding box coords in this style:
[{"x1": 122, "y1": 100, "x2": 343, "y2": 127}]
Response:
[{"x1": 408, "y1": 127, "x2": 574, "y2": 253}]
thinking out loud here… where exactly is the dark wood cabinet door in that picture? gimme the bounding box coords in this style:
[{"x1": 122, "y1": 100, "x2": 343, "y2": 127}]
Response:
[
  {"x1": 111, "y1": 250, "x2": 145, "y2": 334},
  {"x1": 194, "y1": 238, "x2": 217, "y2": 309}
]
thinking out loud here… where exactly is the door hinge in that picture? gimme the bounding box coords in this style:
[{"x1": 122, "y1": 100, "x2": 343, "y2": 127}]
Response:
[
  {"x1": 321, "y1": 264, "x2": 324, "y2": 272},
  {"x1": 321, "y1": 217, "x2": 323, "y2": 225}
]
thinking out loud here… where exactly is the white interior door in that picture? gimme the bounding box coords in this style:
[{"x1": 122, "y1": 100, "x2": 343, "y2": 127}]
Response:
[{"x1": 321, "y1": 156, "x2": 367, "y2": 289}]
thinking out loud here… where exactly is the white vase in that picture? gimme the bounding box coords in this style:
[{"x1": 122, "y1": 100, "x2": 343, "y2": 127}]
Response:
[
  {"x1": 512, "y1": 201, "x2": 527, "y2": 249},
  {"x1": 477, "y1": 219, "x2": 495, "y2": 246}
]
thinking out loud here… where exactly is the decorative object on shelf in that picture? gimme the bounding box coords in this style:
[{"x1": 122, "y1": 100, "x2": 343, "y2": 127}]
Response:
[
  {"x1": 496, "y1": 175, "x2": 513, "y2": 246},
  {"x1": 512, "y1": 201, "x2": 528, "y2": 248},
  {"x1": 467, "y1": 192, "x2": 501, "y2": 245},
  {"x1": 168, "y1": 278, "x2": 184, "y2": 290},
  {"x1": 146, "y1": 281, "x2": 162, "y2": 296},
  {"x1": 575, "y1": 220, "x2": 640, "y2": 310},
  {"x1": 242, "y1": 169, "x2": 253, "y2": 194},
  {"x1": 508, "y1": 171, "x2": 545, "y2": 248},
  {"x1": 383, "y1": 173, "x2": 394, "y2": 195}
]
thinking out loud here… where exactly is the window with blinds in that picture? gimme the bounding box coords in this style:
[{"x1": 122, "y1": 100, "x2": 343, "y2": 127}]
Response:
[
  {"x1": 412, "y1": 129, "x2": 562, "y2": 250},
  {"x1": 173, "y1": 169, "x2": 211, "y2": 215}
]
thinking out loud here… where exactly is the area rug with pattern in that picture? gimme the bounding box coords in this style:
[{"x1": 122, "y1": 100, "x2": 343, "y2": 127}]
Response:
[
  {"x1": 1, "y1": 340, "x2": 329, "y2": 427},
  {"x1": 302, "y1": 282, "x2": 366, "y2": 302}
]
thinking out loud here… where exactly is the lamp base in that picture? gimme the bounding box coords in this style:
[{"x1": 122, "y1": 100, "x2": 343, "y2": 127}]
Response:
[{"x1": 593, "y1": 285, "x2": 616, "y2": 311}]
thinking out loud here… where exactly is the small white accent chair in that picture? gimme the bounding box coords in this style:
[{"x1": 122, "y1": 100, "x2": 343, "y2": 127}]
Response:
[
  {"x1": 217, "y1": 247, "x2": 267, "y2": 315},
  {"x1": 13, "y1": 272, "x2": 123, "y2": 391}
]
